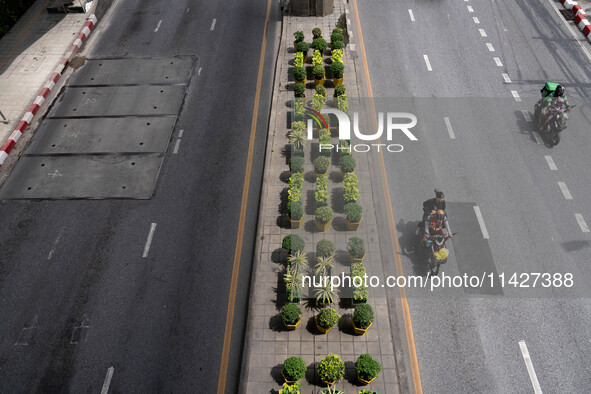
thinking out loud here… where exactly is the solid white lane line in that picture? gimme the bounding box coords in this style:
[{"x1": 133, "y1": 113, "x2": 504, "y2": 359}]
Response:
[
  {"x1": 473, "y1": 206, "x2": 490, "y2": 239},
  {"x1": 531, "y1": 131, "x2": 543, "y2": 144},
  {"x1": 154, "y1": 20, "x2": 162, "y2": 32},
  {"x1": 467, "y1": 5, "x2": 474, "y2": 12},
  {"x1": 575, "y1": 214, "x2": 590, "y2": 232},
  {"x1": 101, "y1": 367, "x2": 114, "y2": 394},
  {"x1": 494, "y1": 57, "x2": 503, "y2": 67},
  {"x1": 47, "y1": 227, "x2": 65, "y2": 260},
  {"x1": 210, "y1": 18, "x2": 217, "y2": 31},
  {"x1": 479, "y1": 29, "x2": 487, "y2": 37},
  {"x1": 173, "y1": 139, "x2": 181, "y2": 154},
  {"x1": 408, "y1": 9, "x2": 415, "y2": 21},
  {"x1": 423, "y1": 54, "x2": 432, "y2": 71},
  {"x1": 473, "y1": 17, "x2": 480, "y2": 24},
  {"x1": 502, "y1": 73, "x2": 512, "y2": 83},
  {"x1": 545, "y1": 155, "x2": 557, "y2": 170},
  {"x1": 558, "y1": 182, "x2": 573, "y2": 200},
  {"x1": 519, "y1": 341, "x2": 543, "y2": 394},
  {"x1": 486, "y1": 43, "x2": 495, "y2": 52},
  {"x1": 521, "y1": 110, "x2": 532, "y2": 122},
  {"x1": 511, "y1": 90, "x2": 521, "y2": 102},
  {"x1": 142, "y1": 223, "x2": 157, "y2": 258},
  {"x1": 444, "y1": 117, "x2": 455, "y2": 139}
]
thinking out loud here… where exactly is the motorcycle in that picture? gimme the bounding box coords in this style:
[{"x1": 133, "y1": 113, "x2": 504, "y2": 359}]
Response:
[
  {"x1": 533, "y1": 82, "x2": 575, "y2": 147},
  {"x1": 424, "y1": 233, "x2": 450, "y2": 277}
]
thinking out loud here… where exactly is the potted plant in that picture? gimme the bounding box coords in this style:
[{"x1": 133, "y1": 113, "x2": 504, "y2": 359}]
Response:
[
  {"x1": 294, "y1": 51, "x2": 304, "y2": 68},
  {"x1": 296, "y1": 41, "x2": 309, "y2": 63},
  {"x1": 293, "y1": 82, "x2": 306, "y2": 99},
  {"x1": 331, "y1": 32, "x2": 344, "y2": 49},
  {"x1": 319, "y1": 128, "x2": 331, "y2": 157},
  {"x1": 310, "y1": 94, "x2": 325, "y2": 112},
  {"x1": 293, "y1": 31, "x2": 305, "y2": 51},
  {"x1": 338, "y1": 139, "x2": 351, "y2": 157},
  {"x1": 316, "y1": 239, "x2": 335, "y2": 260},
  {"x1": 313, "y1": 65, "x2": 326, "y2": 86},
  {"x1": 331, "y1": 49, "x2": 343, "y2": 64},
  {"x1": 312, "y1": 27, "x2": 323, "y2": 39},
  {"x1": 316, "y1": 85, "x2": 327, "y2": 100},
  {"x1": 282, "y1": 234, "x2": 305, "y2": 255},
  {"x1": 315, "y1": 255, "x2": 333, "y2": 277},
  {"x1": 359, "y1": 391, "x2": 377, "y2": 394},
  {"x1": 293, "y1": 97, "x2": 305, "y2": 121},
  {"x1": 279, "y1": 382, "x2": 301, "y2": 394},
  {"x1": 351, "y1": 263, "x2": 368, "y2": 304},
  {"x1": 293, "y1": 66, "x2": 306, "y2": 84},
  {"x1": 315, "y1": 307, "x2": 340, "y2": 334},
  {"x1": 313, "y1": 156, "x2": 330, "y2": 177},
  {"x1": 315, "y1": 206, "x2": 333, "y2": 231},
  {"x1": 355, "y1": 354, "x2": 382, "y2": 385},
  {"x1": 284, "y1": 271, "x2": 303, "y2": 303},
  {"x1": 337, "y1": 94, "x2": 348, "y2": 114},
  {"x1": 288, "y1": 201, "x2": 304, "y2": 228},
  {"x1": 282, "y1": 356, "x2": 306, "y2": 383},
  {"x1": 317, "y1": 354, "x2": 345, "y2": 385},
  {"x1": 288, "y1": 250, "x2": 309, "y2": 276},
  {"x1": 312, "y1": 50, "x2": 323, "y2": 67},
  {"x1": 340, "y1": 154, "x2": 356, "y2": 177},
  {"x1": 344, "y1": 202, "x2": 362, "y2": 231},
  {"x1": 352, "y1": 303, "x2": 374, "y2": 335},
  {"x1": 312, "y1": 37, "x2": 328, "y2": 53},
  {"x1": 331, "y1": 40, "x2": 345, "y2": 51},
  {"x1": 334, "y1": 84, "x2": 346, "y2": 97},
  {"x1": 315, "y1": 281, "x2": 339, "y2": 305},
  {"x1": 343, "y1": 172, "x2": 359, "y2": 203},
  {"x1": 315, "y1": 176, "x2": 329, "y2": 208},
  {"x1": 289, "y1": 156, "x2": 304, "y2": 174},
  {"x1": 347, "y1": 237, "x2": 366, "y2": 263},
  {"x1": 288, "y1": 173, "x2": 303, "y2": 205},
  {"x1": 288, "y1": 129, "x2": 306, "y2": 157},
  {"x1": 281, "y1": 302, "x2": 302, "y2": 330},
  {"x1": 330, "y1": 61, "x2": 344, "y2": 86}
]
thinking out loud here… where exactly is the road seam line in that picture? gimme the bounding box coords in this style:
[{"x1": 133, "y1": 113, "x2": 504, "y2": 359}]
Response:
[
  {"x1": 473, "y1": 206, "x2": 490, "y2": 239},
  {"x1": 519, "y1": 341, "x2": 543, "y2": 394},
  {"x1": 142, "y1": 223, "x2": 157, "y2": 258}
]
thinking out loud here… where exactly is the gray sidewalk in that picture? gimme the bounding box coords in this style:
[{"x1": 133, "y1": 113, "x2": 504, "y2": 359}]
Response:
[
  {"x1": 0, "y1": 1, "x2": 94, "y2": 154},
  {"x1": 241, "y1": 1, "x2": 404, "y2": 393}
]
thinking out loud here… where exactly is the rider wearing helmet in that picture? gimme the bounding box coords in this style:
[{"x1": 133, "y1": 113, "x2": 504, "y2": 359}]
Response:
[
  {"x1": 423, "y1": 208, "x2": 453, "y2": 242},
  {"x1": 539, "y1": 95, "x2": 568, "y2": 132}
]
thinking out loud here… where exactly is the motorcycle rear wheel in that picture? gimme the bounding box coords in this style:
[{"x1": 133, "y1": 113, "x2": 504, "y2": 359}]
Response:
[{"x1": 549, "y1": 130, "x2": 561, "y2": 146}]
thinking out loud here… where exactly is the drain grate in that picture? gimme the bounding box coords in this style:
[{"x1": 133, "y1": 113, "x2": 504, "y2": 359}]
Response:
[{"x1": 559, "y1": 9, "x2": 574, "y2": 21}]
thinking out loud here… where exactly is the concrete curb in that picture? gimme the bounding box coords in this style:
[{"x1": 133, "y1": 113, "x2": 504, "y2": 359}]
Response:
[
  {"x1": 560, "y1": 0, "x2": 591, "y2": 39},
  {"x1": 0, "y1": 14, "x2": 97, "y2": 166}
]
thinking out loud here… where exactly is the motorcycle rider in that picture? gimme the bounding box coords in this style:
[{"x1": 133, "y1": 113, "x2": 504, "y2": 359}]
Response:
[
  {"x1": 423, "y1": 209, "x2": 453, "y2": 242},
  {"x1": 539, "y1": 96, "x2": 567, "y2": 132},
  {"x1": 422, "y1": 189, "x2": 446, "y2": 223},
  {"x1": 539, "y1": 84, "x2": 570, "y2": 131}
]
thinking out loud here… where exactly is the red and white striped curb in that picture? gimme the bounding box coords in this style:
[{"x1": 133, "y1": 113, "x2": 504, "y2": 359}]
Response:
[
  {"x1": 0, "y1": 14, "x2": 97, "y2": 166},
  {"x1": 560, "y1": 0, "x2": 591, "y2": 39}
]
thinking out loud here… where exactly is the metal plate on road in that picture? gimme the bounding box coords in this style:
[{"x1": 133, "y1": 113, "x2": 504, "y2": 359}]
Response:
[
  {"x1": 26, "y1": 117, "x2": 176, "y2": 154},
  {"x1": 0, "y1": 154, "x2": 163, "y2": 199},
  {"x1": 447, "y1": 202, "x2": 503, "y2": 295},
  {"x1": 68, "y1": 57, "x2": 194, "y2": 86},
  {"x1": 49, "y1": 85, "x2": 186, "y2": 117}
]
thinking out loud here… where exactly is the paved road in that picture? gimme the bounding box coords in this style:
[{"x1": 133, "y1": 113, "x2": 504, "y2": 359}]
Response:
[
  {"x1": 357, "y1": 0, "x2": 591, "y2": 392},
  {"x1": 0, "y1": 0, "x2": 279, "y2": 392}
]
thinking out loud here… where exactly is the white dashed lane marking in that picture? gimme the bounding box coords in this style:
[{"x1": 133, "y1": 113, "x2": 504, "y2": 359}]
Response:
[
  {"x1": 473, "y1": 206, "x2": 490, "y2": 239},
  {"x1": 558, "y1": 182, "x2": 573, "y2": 200},
  {"x1": 519, "y1": 341, "x2": 543, "y2": 394},
  {"x1": 531, "y1": 131, "x2": 543, "y2": 144},
  {"x1": 101, "y1": 367, "x2": 114, "y2": 394},
  {"x1": 467, "y1": 5, "x2": 474, "y2": 12},
  {"x1": 521, "y1": 110, "x2": 531, "y2": 122},
  {"x1": 511, "y1": 90, "x2": 521, "y2": 102},
  {"x1": 210, "y1": 18, "x2": 217, "y2": 31},
  {"x1": 473, "y1": 17, "x2": 480, "y2": 24},
  {"x1": 409, "y1": 9, "x2": 415, "y2": 21},
  {"x1": 154, "y1": 20, "x2": 162, "y2": 32},
  {"x1": 143, "y1": 223, "x2": 157, "y2": 258},
  {"x1": 494, "y1": 57, "x2": 503, "y2": 67},
  {"x1": 444, "y1": 117, "x2": 455, "y2": 139},
  {"x1": 545, "y1": 155, "x2": 557, "y2": 170},
  {"x1": 423, "y1": 54, "x2": 432, "y2": 71},
  {"x1": 502, "y1": 73, "x2": 511, "y2": 83},
  {"x1": 479, "y1": 29, "x2": 487, "y2": 37},
  {"x1": 486, "y1": 43, "x2": 495, "y2": 52},
  {"x1": 575, "y1": 214, "x2": 590, "y2": 232}
]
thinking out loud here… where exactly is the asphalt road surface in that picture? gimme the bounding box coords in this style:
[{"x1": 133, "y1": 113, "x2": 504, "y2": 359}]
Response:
[
  {"x1": 357, "y1": 0, "x2": 591, "y2": 392},
  {"x1": 0, "y1": 0, "x2": 279, "y2": 392}
]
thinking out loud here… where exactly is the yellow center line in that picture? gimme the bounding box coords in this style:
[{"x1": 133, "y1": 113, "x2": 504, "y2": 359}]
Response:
[
  {"x1": 216, "y1": 0, "x2": 273, "y2": 392},
  {"x1": 350, "y1": 0, "x2": 423, "y2": 393},
  {"x1": 0, "y1": 0, "x2": 51, "y2": 72}
]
